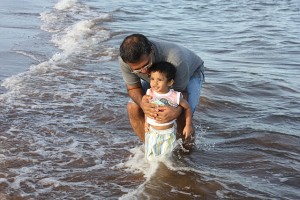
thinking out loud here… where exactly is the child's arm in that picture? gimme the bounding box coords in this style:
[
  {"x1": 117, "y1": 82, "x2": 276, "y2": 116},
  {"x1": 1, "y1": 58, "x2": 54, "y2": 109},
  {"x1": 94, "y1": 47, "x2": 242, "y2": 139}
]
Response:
[{"x1": 179, "y1": 95, "x2": 193, "y2": 139}]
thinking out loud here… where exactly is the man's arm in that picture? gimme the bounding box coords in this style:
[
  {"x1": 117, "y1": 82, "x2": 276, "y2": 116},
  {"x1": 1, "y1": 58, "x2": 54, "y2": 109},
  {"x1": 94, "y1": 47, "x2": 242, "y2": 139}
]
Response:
[
  {"x1": 156, "y1": 105, "x2": 183, "y2": 123},
  {"x1": 154, "y1": 90, "x2": 187, "y2": 123},
  {"x1": 127, "y1": 83, "x2": 144, "y2": 106}
]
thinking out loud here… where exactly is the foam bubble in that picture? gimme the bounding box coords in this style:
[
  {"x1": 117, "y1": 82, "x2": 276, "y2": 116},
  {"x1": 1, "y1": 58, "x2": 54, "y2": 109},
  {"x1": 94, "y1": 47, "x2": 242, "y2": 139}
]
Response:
[
  {"x1": 38, "y1": 177, "x2": 60, "y2": 187},
  {"x1": 1, "y1": 73, "x2": 25, "y2": 92},
  {"x1": 39, "y1": 11, "x2": 65, "y2": 33},
  {"x1": 29, "y1": 61, "x2": 52, "y2": 74},
  {"x1": 279, "y1": 177, "x2": 288, "y2": 183},
  {"x1": 0, "y1": 178, "x2": 9, "y2": 185},
  {"x1": 55, "y1": 0, "x2": 78, "y2": 11}
]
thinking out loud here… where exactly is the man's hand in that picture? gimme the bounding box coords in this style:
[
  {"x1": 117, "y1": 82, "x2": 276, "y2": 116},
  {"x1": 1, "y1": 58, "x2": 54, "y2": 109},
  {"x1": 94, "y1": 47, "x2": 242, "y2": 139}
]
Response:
[
  {"x1": 155, "y1": 105, "x2": 182, "y2": 123},
  {"x1": 141, "y1": 95, "x2": 157, "y2": 119}
]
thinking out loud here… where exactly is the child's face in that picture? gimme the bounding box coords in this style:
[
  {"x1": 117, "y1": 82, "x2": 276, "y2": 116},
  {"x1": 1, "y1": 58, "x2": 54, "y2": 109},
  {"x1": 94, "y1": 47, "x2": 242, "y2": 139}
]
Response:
[{"x1": 149, "y1": 71, "x2": 173, "y2": 94}]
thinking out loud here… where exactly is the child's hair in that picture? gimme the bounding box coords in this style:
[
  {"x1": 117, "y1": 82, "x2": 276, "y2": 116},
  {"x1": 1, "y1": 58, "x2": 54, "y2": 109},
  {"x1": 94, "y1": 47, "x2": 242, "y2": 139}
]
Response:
[{"x1": 149, "y1": 61, "x2": 176, "y2": 81}]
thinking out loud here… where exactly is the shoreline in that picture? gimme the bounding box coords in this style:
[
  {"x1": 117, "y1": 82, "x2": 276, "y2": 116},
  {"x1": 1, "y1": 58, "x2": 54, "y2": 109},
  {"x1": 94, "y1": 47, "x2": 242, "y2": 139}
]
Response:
[{"x1": 0, "y1": 0, "x2": 53, "y2": 86}]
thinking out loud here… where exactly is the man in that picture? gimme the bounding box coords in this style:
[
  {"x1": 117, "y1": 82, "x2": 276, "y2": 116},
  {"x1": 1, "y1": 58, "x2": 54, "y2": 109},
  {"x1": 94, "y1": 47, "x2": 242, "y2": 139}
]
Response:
[{"x1": 119, "y1": 33, "x2": 204, "y2": 149}]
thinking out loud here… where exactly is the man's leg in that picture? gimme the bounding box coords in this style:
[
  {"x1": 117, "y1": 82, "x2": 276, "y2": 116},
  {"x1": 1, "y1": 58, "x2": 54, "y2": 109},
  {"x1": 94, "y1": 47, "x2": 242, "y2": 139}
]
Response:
[
  {"x1": 177, "y1": 70, "x2": 204, "y2": 149},
  {"x1": 127, "y1": 80, "x2": 150, "y2": 143},
  {"x1": 127, "y1": 102, "x2": 145, "y2": 142}
]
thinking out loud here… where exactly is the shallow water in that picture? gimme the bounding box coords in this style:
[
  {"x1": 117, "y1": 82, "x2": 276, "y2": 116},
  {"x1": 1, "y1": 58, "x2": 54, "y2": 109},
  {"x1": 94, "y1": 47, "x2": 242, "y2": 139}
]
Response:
[{"x1": 0, "y1": 0, "x2": 300, "y2": 199}]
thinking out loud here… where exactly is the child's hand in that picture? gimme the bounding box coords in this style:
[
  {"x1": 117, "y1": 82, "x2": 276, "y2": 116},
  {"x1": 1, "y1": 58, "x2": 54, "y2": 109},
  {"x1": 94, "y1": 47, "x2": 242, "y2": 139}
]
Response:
[{"x1": 183, "y1": 125, "x2": 193, "y2": 139}]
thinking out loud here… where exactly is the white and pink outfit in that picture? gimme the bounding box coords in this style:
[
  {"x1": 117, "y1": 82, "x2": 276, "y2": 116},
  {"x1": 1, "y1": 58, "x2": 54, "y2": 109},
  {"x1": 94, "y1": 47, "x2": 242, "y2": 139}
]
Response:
[{"x1": 145, "y1": 88, "x2": 181, "y2": 159}]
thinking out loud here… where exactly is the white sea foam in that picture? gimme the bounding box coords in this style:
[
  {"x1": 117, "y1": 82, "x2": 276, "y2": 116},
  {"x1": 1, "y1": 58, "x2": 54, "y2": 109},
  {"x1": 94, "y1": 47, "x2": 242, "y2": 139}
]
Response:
[
  {"x1": 116, "y1": 145, "x2": 206, "y2": 199},
  {"x1": 38, "y1": 177, "x2": 61, "y2": 187},
  {"x1": 1, "y1": 0, "x2": 113, "y2": 97},
  {"x1": 49, "y1": 18, "x2": 111, "y2": 63},
  {"x1": 55, "y1": 0, "x2": 78, "y2": 11},
  {"x1": 0, "y1": 129, "x2": 109, "y2": 195},
  {"x1": 51, "y1": 20, "x2": 109, "y2": 54},
  {"x1": 0, "y1": 178, "x2": 9, "y2": 185},
  {"x1": 29, "y1": 61, "x2": 53, "y2": 74},
  {"x1": 38, "y1": 0, "x2": 113, "y2": 64},
  {"x1": 39, "y1": 11, "x2": 64, "y2": 33},
  {"x1": 1, "y1": 74, "x2": 24, "y2": 92},
  {"x1": 115, "y1": 140, "x2": 217, "y2": 199},
  {"x1": 116, "y1": 146, "x2": 160, "y2": 199},
  {"x1": 116, "y1": 146, "x2": 159, "y2": 177}
]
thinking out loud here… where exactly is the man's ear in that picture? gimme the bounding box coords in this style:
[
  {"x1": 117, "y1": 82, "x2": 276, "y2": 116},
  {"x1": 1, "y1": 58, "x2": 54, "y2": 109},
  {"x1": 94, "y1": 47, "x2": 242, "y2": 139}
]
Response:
[{"x1": 149, "y1": 45, "x2": 154, "y2": 54}]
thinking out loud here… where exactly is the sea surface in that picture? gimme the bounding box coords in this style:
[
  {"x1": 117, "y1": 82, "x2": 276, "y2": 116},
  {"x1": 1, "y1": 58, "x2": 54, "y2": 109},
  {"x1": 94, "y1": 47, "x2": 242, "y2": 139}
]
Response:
[{"x1": 0, "y1": 0, "x2": 300, "y2": 199}]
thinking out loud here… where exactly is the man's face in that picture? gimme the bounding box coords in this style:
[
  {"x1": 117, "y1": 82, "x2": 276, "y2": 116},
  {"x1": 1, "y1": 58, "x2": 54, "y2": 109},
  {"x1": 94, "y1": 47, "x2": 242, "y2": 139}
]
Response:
[{"x1": 128, "y1": 52, "x2": 153, "y2": 74}]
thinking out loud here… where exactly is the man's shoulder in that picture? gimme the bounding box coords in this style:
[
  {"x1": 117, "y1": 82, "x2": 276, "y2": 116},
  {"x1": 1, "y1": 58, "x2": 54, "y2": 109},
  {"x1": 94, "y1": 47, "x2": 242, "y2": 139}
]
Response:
[
  {"x1": 151, "y1": 39, "x2": 178, "y2": 48},
  {"x1": 119, "y1": 56, "x2": 129, "y2": 70}
]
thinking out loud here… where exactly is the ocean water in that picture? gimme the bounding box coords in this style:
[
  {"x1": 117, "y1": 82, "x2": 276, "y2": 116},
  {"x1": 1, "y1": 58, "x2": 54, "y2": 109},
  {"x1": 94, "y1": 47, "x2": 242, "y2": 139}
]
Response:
[{"x1": 0, "y1": 0, "x2": 300, "y2": 199}]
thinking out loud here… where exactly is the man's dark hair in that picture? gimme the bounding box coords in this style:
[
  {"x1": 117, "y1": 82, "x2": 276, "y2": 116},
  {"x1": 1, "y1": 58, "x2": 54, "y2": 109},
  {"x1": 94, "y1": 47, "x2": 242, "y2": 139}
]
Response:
[
  {"x1": 119, "y1": 34, "x2": 152, "y2": 63},
  {"x1": 149, "y1": 62, "x2": 176, "y2": 81}
]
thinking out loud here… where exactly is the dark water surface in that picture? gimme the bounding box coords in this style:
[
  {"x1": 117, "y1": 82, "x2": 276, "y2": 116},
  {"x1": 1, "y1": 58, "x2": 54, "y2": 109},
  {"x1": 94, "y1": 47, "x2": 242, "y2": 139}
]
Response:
[{"x1": 0, "y1": 0, "x2": 299, "y2": 199}]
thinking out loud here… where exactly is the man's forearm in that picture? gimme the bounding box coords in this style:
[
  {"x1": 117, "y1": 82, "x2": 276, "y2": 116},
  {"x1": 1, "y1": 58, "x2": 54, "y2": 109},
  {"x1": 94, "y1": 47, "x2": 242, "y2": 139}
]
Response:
[{"x1": 128, "y1": 87, "x2": 144, "y2": 107}]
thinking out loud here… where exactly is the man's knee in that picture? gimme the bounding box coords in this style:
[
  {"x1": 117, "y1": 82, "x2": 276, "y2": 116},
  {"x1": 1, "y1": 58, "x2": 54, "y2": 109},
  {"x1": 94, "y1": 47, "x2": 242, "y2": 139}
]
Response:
[{"x1": 127, "y1": 102, "x2": 143, "y2": 118}]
